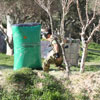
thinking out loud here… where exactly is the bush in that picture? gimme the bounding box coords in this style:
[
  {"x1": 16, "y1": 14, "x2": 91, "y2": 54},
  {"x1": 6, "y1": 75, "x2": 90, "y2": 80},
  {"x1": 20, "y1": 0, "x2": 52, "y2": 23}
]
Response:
[
  {"x1": 42, "y1": 73, "x2": 64, "y2": 93},
  {"x1": 7, "y1": 68, "x2": 39, "y2": 85},
  {"x1": 41, "y1": 91, "x2": 65, "y2": 100}
]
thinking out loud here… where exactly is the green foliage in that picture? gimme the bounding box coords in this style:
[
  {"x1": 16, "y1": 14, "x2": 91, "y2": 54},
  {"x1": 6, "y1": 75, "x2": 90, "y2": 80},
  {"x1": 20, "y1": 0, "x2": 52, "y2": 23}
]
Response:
[{"x1": 1, "y1": 90, "x2": 21, "y2": 100}]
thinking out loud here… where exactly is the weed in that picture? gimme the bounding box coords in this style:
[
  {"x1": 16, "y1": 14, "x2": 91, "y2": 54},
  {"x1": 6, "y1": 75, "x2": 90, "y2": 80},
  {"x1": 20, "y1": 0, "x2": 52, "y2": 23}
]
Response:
[{"x1": 75, "y1": 93, "x2": 89, "y2": 100}]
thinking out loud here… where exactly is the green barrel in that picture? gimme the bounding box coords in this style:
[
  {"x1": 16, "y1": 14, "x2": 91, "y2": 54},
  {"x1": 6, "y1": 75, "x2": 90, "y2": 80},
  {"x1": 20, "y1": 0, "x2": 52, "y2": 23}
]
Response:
[{"x1": 12, "y1": 23, "x2": 42, "y2": 70}]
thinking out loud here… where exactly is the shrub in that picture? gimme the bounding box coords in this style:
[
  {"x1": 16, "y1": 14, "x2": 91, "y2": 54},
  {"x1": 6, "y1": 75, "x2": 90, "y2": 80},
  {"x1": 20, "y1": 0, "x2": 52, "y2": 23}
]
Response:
[
  {"x1": 41, "y1": 91, "x2": 65, "y2": 100},
  {"x1": 6, "y1": 68, "x2": 39, "y2": 85}
]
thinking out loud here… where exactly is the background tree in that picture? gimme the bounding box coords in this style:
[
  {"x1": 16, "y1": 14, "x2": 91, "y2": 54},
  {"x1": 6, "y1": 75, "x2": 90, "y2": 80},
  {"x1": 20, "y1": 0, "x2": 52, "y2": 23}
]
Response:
[
  {"x1": 76, "y1": 0, "x2": 100, "y2": 72},
  {"x1": 0, "y1": 0, "x2": 45, "y2": 55}
]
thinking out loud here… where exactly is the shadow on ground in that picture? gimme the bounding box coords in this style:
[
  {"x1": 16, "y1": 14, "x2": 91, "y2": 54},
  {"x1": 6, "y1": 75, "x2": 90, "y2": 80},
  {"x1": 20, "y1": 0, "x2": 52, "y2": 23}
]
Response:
[
  {"x1": 70, "y1": 64, "x2": 100, "y2": 72},
  {"x1": 48, "y1": 63, "x2": 100, "y2": 72},
  {"x1": 0, "y1": 64, "x2": 100, "y2": 72},
  {"x1": 85, "y1": 65, "x2": 100, "y2": 72},
  {"x1": 0, "y1": 65, "x2": 13, "y2": 70}
]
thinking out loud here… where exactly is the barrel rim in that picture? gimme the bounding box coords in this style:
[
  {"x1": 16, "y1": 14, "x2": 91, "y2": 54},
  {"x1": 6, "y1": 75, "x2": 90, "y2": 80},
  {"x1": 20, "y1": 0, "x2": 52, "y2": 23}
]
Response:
[{"x1": 12, "y1": 23, "x2": 41, "y2": 27}]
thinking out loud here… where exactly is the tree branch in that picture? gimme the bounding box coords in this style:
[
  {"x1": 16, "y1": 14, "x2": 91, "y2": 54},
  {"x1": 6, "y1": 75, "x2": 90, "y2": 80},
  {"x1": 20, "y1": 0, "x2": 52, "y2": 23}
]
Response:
[
  {"x1": 35, "y1": 0, "x2": 54, "y2": 34},
  {"x1": 86, "y1": 22, "x2": 100, "y2": 43},
  {"x1": 86, "y1": 0, "x2": 97, "y2": 28},
  {"x1": 86, "y1": 0, "x2": 89, "y2": 24},
  {"x1": 64, "y1": 0, "x2": 73, "y2": 16},
  {"x1": 0, "y1": 24, "x2": 7, "y2": 38},
  {"x1": 76, "y1": 0, "x2": 84, "y2": 27},
  {"x1": 35, "y1": 0, "x2": 49, "y2": 13},
  {"x1": 0, "y1": 24, "x2": 13, "y2": 49}
]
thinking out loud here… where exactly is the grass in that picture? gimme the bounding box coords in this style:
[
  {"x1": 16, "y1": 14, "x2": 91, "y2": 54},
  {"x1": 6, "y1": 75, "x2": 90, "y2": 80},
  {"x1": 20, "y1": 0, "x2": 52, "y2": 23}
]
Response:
[
  {"x1": 0, "y1": 68, "x2": 74, "y2": 100},
  {"x1": 0, "y1": 42, "x2": 100, "y2": 100},
  {"x1": 86, "y1": 51, "x2": 100, "y2": 62},
  {"x1": 0, "y1": 53, "x2": 13, "y2": 67},
  {"x1": 86, "y1": 42, "x2": 100, "y2": 62},
  {"x1": 88, "y1": 42, "x2": 100, "y2": 50},
  {"x1": 0, "y1": 42, "x2": 100, "y2": 72},
  {"x1": 80, "y1": 42, "x2": 100, "y2": 62},
  {"x1": 70, "y1": 65, "x2": 100, "y2": 72}
]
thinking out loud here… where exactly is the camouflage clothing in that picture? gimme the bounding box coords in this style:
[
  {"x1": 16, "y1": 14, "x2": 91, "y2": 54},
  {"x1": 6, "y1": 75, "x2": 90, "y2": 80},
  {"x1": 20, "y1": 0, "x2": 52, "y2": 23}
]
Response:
[{"x1": 43, "y1": 37, "x2": 63, "y2": 72}]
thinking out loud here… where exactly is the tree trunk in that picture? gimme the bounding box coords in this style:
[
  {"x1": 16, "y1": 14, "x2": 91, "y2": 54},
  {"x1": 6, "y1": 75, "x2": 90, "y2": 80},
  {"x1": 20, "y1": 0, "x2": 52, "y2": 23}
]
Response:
[
  {"x1": 60, "y1": 14, "x2": 70, "y2": 75},
  {"x1": 61, "y1": 44, "x2": 69, "y2": 75},
  {"x1": 48, "y1": 14, "x2": 53, "y2": 35},
  {"x1": 80, "y1": 36, "x2": 88, "y2": 73},
  {"x1": 6, "y1": 15, "x2": 14, "y2": 55}
]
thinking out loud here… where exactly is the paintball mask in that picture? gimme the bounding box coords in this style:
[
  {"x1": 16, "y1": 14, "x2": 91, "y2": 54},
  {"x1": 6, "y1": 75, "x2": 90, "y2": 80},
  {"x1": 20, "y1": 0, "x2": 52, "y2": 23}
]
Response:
[
  {"x1": 41, "y1": 28, "x2": 51, "y2": 39},
  {"x1": 42, "y1": 32, "x2": 49, "y2": 39}
]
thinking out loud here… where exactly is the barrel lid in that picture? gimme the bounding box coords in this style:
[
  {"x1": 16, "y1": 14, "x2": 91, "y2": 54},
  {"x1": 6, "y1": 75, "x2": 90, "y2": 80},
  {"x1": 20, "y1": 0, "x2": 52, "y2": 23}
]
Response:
[{"x1": 12, "y1": 23, "x2": 41, "y2": 27}]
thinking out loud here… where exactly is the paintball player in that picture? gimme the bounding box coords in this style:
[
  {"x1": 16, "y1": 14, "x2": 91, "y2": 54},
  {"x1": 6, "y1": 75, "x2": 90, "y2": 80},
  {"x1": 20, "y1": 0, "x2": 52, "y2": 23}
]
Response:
[{"x1": 42, "y1": 28, "x2": 65, "y2": 72}]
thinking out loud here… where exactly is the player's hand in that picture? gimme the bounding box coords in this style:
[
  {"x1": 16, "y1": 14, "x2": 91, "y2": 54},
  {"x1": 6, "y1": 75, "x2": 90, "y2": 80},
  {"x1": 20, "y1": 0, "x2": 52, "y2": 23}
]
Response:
[{"x1": 54, "y1": 53, "x2": 60, "y2": 58}]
